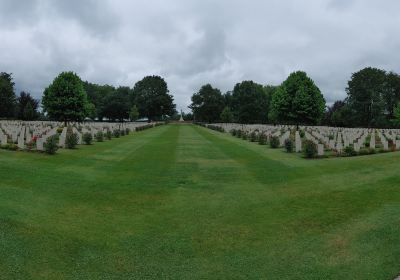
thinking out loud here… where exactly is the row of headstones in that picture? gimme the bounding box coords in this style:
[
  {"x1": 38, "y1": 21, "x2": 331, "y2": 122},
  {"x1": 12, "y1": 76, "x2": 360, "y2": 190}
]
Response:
[
  {"x1": 210, "y1": 123, "x2": 400, "y2": 155},
  {"x1": 0, "y1": 121, "x2": 157, "y2": 151}
]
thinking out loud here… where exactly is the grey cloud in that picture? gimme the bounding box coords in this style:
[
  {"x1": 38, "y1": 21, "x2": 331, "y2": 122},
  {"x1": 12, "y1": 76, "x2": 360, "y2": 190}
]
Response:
[{"x1": 1, "y1": 0, "x2": 400, "y2": 112}]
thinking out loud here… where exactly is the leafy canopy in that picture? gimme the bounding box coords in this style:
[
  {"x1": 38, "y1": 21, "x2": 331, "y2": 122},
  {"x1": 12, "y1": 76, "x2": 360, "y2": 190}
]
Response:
[
  {"x1": 42, "y1": 72, "x2": 89, "y2": 122},
  {"x1": 270, "y1": 71, "x2": 325, "y2": 125}
]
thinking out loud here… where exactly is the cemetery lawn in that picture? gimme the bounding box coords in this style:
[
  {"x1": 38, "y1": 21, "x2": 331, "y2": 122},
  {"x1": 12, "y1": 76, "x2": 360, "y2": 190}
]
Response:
[{"x1": 1, "y1": 124, "x2": 400, "y2": 280}]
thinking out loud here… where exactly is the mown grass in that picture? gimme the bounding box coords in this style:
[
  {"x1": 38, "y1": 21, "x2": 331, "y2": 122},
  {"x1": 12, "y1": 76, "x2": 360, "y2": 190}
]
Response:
[{"x1": 1, "y1": 124, "x2": 400, "y2": 279}]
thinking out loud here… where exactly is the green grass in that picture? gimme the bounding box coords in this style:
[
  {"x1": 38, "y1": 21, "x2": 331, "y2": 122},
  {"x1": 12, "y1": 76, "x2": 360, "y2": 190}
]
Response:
[{"x1": 1, "y1": 124, "x2": 400, "y2": 279}]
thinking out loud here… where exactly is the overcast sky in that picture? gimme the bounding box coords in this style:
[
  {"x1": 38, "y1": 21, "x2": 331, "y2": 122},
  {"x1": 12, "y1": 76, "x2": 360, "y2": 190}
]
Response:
[{"x1": 1, "y1": 0, "x2": 400, "y2": 111}]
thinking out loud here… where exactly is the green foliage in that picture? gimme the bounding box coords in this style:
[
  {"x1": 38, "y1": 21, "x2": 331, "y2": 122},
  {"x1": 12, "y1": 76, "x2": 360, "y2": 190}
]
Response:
[
  {"x1": 258, "y1": 134, "x2": 267, "y2": 145},
  {"x1": 249, "y1": 131, "x2": 258, "y2": 142},
  {"x1": 284, "y1": 138, "x2": 294, "y2": 153},
  {"x1": 42, "y1": 72, "x2": 89, "y2": 122},
  {"x1": 346, "y1": 67, "x2": 398, "y2": 127},
  {"x1": 102, "y1": 87, "x2": 130, "y2": 121},
  {"x1": 303, "y1": 140, "x2": 317, "y2": 158},
  {"x1": 105, "y1": 130, "x2": 112, "y2": 140},
  {"x1": 231, "y1": 81, "x2": 270, "y2": 124},
  {"x1": 83, "y1": 133, "x2": 93, "y2": 145},
  {"x1": 220, "y1": 106, "x2": 234, "y2": 123},
  {"x1": 270, "y1": 71, "x2": 325, "y2": 125},
  {"x1": 133, "y1": 76, "x2": 175, "y2": 121},
  {"x1": 113, "y1": 130, "x2": 120, "y2": 138},
  {"x1": 44, "y1": 135, "x2": 59, "y2": 155},
  {"x1": 65, "y1": 131, "x2": 79, "y2": 149},
  {"x1": 95, "y1": 131, "x2": 104, "y2": 142},
  {"x1": 17, "y1": 91, "x2": 39, "y2": 120},
  {"x1": 0, "y1": 72, "x2": 16, "y2": 118},
  {"x1": 86, "y1": 103, "x2": 97, "y2": 120},
  {"x1": 270, "y1": 136, "x2": 280, "y2": 148},
  {"x1": 125, "y1": 128, "x2": 130, "y2": 135},
  {"x1": 344, "y1": 145, "x2": 357, "y2": 157},
  {"x1": 190, "y1": 84, "x2": 225, "y2": 123},
  {"x1": 129, "y1": 105, "x2": 139, "y2": 121},
  {"x1": 0, "y1": 143, "x2": 18, "y2": 151}
]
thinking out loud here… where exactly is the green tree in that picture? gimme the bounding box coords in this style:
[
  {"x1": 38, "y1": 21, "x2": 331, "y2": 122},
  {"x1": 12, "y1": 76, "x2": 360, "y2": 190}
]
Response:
[
  {"x1": 270, "y1": 71, "x2": 325, "y2": 125},
  {"x1": 86, "y1": 103, "x2": 97, "y2": 120},
  {"x1": 220, "y1": 106, "x2": 234, "y2": 123},
  {"x1": 129, "y1": 105, "x2": 139, "y2": 121},
  {"x1": 383, "y1": 71, "x2": 400, "y2": 119},
  {"x1": 189, "y1": 84, "x2": 225, "y2": 123},
  {"x1": 23, "y1": 102, "x2": 36, "y2": 121},
  {"x1": 16, "y1": 91, "x2": 39, "y2": 120},
  {"x1": 231, "y1": 81, "x2": 271, "y2": 124},
  {"x1": 133, "y1": 76, "x2": 175, "y2": 121},
  {"x1": 392, "y1": 104, "x2": 400, "y2": 126},
  {"x1": 42, "y1": 72, "x2": 89, "y2": 123},
  {"x1": 346, "y1": 67, "x2": 387, "y2": 127},
  {"x1": 101, "y1": 87, "x2": 130, "y2": 121},
  {"x1": 0, "y1": 72, "x2": 16, "y2": 118}
]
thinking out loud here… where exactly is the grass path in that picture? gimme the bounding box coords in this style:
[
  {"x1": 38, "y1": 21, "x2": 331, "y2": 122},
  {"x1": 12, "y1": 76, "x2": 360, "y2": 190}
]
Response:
[{"x1": 1, "y1": 124, "x2": 400, "y2": 279}]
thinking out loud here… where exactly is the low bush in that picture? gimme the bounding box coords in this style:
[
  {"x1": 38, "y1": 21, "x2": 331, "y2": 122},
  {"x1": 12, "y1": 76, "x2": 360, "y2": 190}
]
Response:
[
  {"x1": 258, "y1": 134, "x2": 266, "y2": 145},
  {"x1": 96, "y1": 131, "x2": 104, "y2": 142},
  {"x1": 125, "y1": 128, "x2": 130, "y2": 135},
  {"x1": 1, "y1": 143, "x2": 18, "y2": 151},
  {"x1": 284, "y1": 138, "x2": 293, "y2": 153},
  {"x1": 303, "y1": 140, "x2": 317, "y2": 158},
  {"x1": 230, "y1": 129, "x2": 237, "y2": 136},
  {"x1": 113, "y1": 130, "x2": 120, "y2": 138},
  {"x1": 242, "y1": 132, "x2": 248, "y2": 140},
  {"x1": 121, "y1": 129, "x2": 126, "y2": 136},
  {"x1": 250, "y1": 131, "x2": 258, "y2": 142},
  {"x1": 207, "y1": 125, "x2": 224, "y2": 132},
  {"x1": 65, "y1": 132, "x2": 79, "y2": 149},
  {"x1": 83, "y1": 133, "x2": 93, "y2": 145},
  {"x1": 270, "y1": 136, "x2": 280, "y2": 149},
  {"x1": 344, "y1": 145, "x2": 357, "y2": 157},
  {"x1": 44, "y1": 135, "x2": 59, "y2": 155},
  {"x1": 106, "y1": 131, "x2": 112, "y2": 140},
  {"x1": 56, "y1": 127, "x2": 64, "y2": 134}
]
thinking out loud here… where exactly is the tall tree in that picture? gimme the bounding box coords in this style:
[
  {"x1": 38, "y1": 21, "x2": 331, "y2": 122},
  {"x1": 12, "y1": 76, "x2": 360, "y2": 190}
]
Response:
[
  {"x1": 42, "y1": 72, "x2": 89, "y2": 123},
  {"x1": 189, "y1": 84, "x2": 225, "y2": 123},
  {"x1": 220, "y1": 106, "x2": 234, "y2": 123},
  {"x1": 383, "y1": 71, "x2": 400, "y2": 119},
  {"x1": 16, "y1": 91, "x2": 39, "y2": 120},
  {"x1": 346, "y1": 67, "x2": 387, "y2": 127},
  {"x1": 129, "y1": 105, "x2": 139, "y2": 121},
  {"x1": 0, "y1": 72, "x2": 16, "y2": 118},
  {"x1": 269, "y1": 71, "x2": 325, "y2": 125},
  {"x1": 133, "y1": 76, "x2": 175, "y2": 121},
  {"x1": 101, "y1": 87, "x2": 130, "y2": 121},
  {"x1": 231, "y1": 81, "x2": 270, "y2": 124}
]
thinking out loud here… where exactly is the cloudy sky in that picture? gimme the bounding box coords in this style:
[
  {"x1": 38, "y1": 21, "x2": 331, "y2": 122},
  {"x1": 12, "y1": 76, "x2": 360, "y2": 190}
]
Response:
[{"x1": 1, "y1": 0, "x2": 400, "y2": 111}]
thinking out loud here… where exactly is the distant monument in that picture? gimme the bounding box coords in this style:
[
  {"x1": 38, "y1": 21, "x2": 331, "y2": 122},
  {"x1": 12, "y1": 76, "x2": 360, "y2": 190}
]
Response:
[{"x1": 179, "y1": 110, "x2": 184, "y2": 122}]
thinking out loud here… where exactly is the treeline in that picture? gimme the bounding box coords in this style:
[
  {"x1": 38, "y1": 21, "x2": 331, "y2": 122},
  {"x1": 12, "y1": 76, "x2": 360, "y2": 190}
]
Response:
[
  {"x1": 190, "y1": 71, "x2": 325, "y2": 125},
  {"x1": 0, "y1": 73, "x2": 41, "y2": 120},
  {"x1": 190, "y1": 67, "x2": 400, "y2": 128},
  {"x1": 0, "y1": 72, "x2": 176, "y2": 122}
]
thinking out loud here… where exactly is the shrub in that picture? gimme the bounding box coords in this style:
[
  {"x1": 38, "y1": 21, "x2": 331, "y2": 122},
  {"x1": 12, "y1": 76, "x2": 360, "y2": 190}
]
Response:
[
  {"x1": 56, "y1": 127, "x2": 64, "y2": 134},
  {"x1": 359, "y1": 148, "x2": 369, "y2": 156},
  {"x1": 270, "y1": 136, "x2": 280, "y2": 149},
  {"x1": 242, "y1": 132, "x2": 248, "y2": 140},
  {"x1": 258, "y1": 134, "x2": 266, "y2": 145},
  {"x1": 113, "y1": 129, "x2": 120, "y2": 138},
  {"x1": 284, "y1": 138, "x2": 293, "y2": 153},
  {"x1": 44, "y1": 135, "x2": 59, "y2": 155},
  {"x1": 230, "y1": 129, "x2": 237, "y2": 136},
  {"x1": 96, "y1": 131, "x2": 104, "y2": 142},
  {"x1": 125, "y1": 128, "x2": 130, "y2": 135},
  {"x1": 65, "y1": 132, "x2": 79, "y2": 149},
  {"x1": 303, "y1": 140, "x2": 317, "y2": 158},
  {"x1": 250, "y1": 131, "x2": 258, "y2": 142},
  {"x1": 236, "y1": 130, "x2": 242, "y2": 138},
  {"x1": 344, "y1": 145, "x2": 357, "y2": 157},
  {"x1": 1, "y1": 143, "x2": 18, "y2": 151},
  {"x1": 299, "y1": 130, "x2": 305, "y2": 138},
  {"x1": 369, "y1": 148, "x2": 376, "y2": 154},
  {"x1": 106, "y1": 131, "x2": 112, "y2": 140},
  {"x1": 120, "y1": 129, "x2": 126, "y2": 136},
  {"x1": 83, "y1": 132, "x2": 93, "y2": 145}
]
